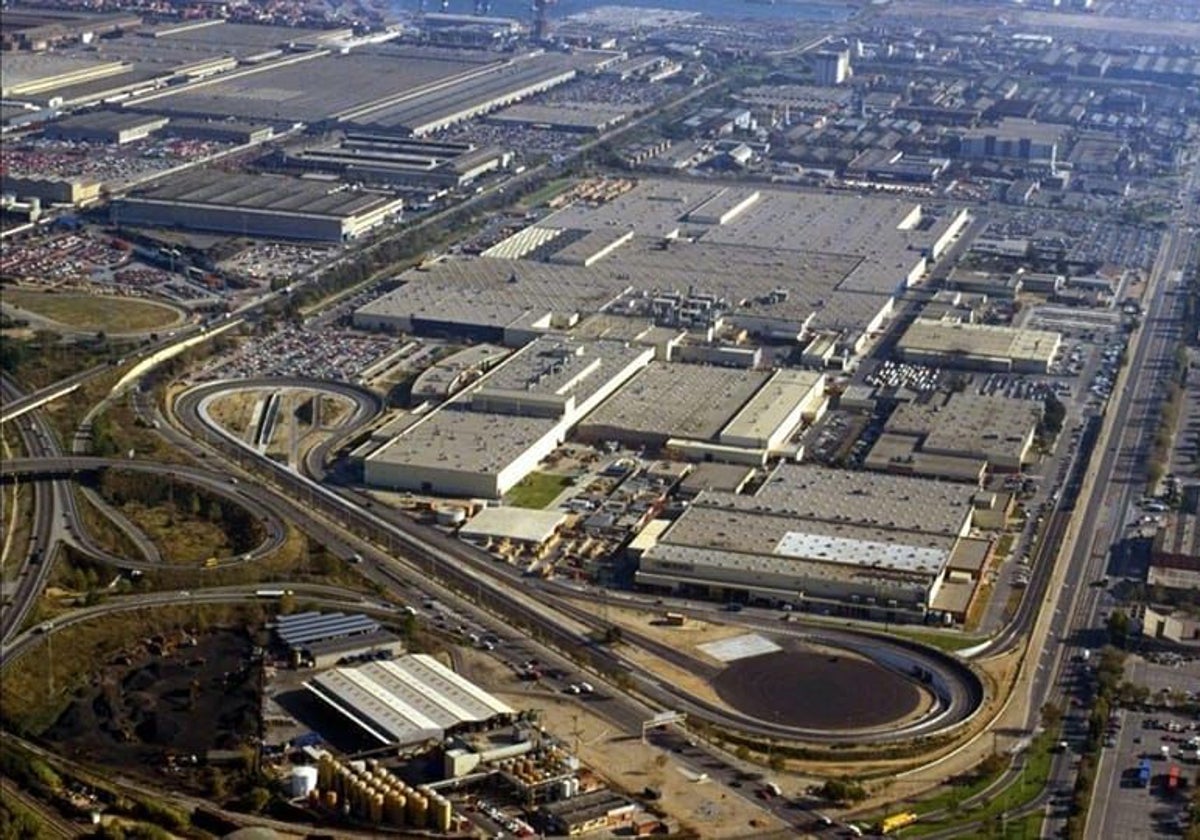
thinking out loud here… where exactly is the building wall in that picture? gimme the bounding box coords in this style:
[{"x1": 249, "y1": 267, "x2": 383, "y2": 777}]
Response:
[
  {"x1": 115, "y1": 201, "x2": 349, "y2": 242},
  {"x1": 636, "y1": 550, "x2": 937, "y2": 610}
]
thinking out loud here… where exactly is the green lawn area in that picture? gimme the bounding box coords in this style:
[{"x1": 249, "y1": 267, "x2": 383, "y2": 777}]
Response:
[
  {"x1": 505, "y1": 472, "x2": 573, "y2": 509},
  {"x1": 888, "y1": 628, "x2": 985, "y2": 653},
  {"x1": 4, "y1": 289, "x2": 181, "y2": 333},
  {"x1": 900, "y1": 733, "x2": 1057, "y2": 837}
]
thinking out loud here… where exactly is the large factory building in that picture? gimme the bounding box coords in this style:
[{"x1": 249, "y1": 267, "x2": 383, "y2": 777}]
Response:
[
  {"x1": 113, "y1": 171, "x2": 403, "y2": 242},
  {"x1": 633, "y1": 465, "x2": 982, "y2": 621},
  {"x1": 364, "y1": 336, "x2": 654, "y2": 498}
]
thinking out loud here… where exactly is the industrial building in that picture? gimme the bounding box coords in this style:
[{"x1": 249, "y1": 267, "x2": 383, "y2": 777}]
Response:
[
  {"x1": 305, "y1": 655, "x2": 514, "y2": 749},
  {"x1": 869, "y1": 393, "x2": 1042, "y2": 475},
  {"x1": 364, "y1": 336, "x2": 654, "y2": 498},
  {"x1": 813, "y1": 48, "x2": 851, "y2": 85},
  {"x1": 577, "y1": 364, "x2": 826, "y2": 463},
  {"x1": 958, "y1": 118, "x2": 1064, "y2": 167},
  {"x1": 280, "y1": 133, "x2": 511, "y2": 190},
  {"x1": 274, "y1": 611, "x2": 403, "y2": 670},
  {"x1": 1148, "y1": 513, "x2": 1200, "y2": 591},
  {"x1": 346, "y1": 52, "x2": 594, "y2": 136},
  {"x1": 113, "y1": 172, "x2": 404, "y2": 242},
  {"x1": 165, "y1": 118, "x2": 274, "y2": 144},
  {"x1": 356, "y1": 180, "x2": 971, "y2": 362},
  {"x1": 458, "y1": 507, "x2": 569, "y2": 553},
  {"x1": 895, "y1": 318, "x2": 1062, "y2": 373},
  {"x1": 0, "y1": 174, "x2": 102, "y2": 206},
  {"x1": 634, "y1": 465, "x2": 980, "y2": 620},
  {"x1": 44, "y1": 109, "x2": 168, "y2": 144}
]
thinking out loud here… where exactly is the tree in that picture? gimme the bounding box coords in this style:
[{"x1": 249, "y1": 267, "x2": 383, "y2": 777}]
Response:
[
  {"x1": 818, "y1": 778, "x2": 867, "y2": 805},
  {"x1": 1107, "y1": 610, "x2": 1130, "y2": 647}
]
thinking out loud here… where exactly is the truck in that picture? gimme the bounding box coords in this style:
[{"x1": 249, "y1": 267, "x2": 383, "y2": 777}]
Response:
[{"x1": 878, "y1": 812, "x2": 919, "y2": 834}]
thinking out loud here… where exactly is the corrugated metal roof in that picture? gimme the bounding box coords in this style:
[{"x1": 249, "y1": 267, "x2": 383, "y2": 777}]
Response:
[
  {"x1": 276, "y1": 611, "x2": 380, "y2": 647},
  {"x1": 304, "y1": 655, "x2": 514, "y2": 747}
]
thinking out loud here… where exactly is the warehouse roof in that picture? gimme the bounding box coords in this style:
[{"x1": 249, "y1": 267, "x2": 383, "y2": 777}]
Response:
[
  {"x1": 128, "y1": 171, "x2": 394, "y2": 218},
  {"x1": 897, "y1": 319, "x2": 1061, "y2": 365},
  {"x1": 474, "y1": 335, "x2": 649, "y2": 407},
  {"x1": 580, "y1": 362, "x2": 769, "y2": 442},
  {"x1": 48, "y1": 109, "x2": 166, "y2": 132},
  {"x1": 663, "y1": 502, "x2": 957, "y2": 563},
  {"x1": 368, "y1": 406, "x2": 556, "y2": 475},
  {"x1": 716, "y1": 463, "x2": 976, "y2": 538},
  {"x1": 305, "y1": 655, "x2": 513, "y2": 747},
  {"x1": 459, "y1": 506, "x2": 567, "y2": 545},
  {"x1": 887, "y1": 393, "x2": 1040, "y2": 465},
  {"x1": 276, "y1": 611, "x2": 380, "y2": 648},
  {"x1": 720, "y1": 369, "x2": 824, "y2": 445},
  {"x1": 642, "y1": 542, "x2": 941, "y2": 589}
]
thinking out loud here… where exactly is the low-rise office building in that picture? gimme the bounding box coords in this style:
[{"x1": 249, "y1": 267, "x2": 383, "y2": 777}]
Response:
[
  {"x1": 1149, "y1": 513, "x2": 1200, "y2": 591},
  {"x1": 874, "y1": 392, "x2": 1041, "y2": 473},
  {"x1": 896, "y1": 318, "x2": 1061, "y2": 373}
]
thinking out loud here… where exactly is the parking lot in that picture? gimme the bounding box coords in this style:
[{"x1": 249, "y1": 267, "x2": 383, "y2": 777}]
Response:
[
  {"x1": 200, "y1": 325, "x2": 397, "y2": 382},
  {"x1": 1089, "y1": 706, "x2": 1197, "y2": 839},
  {"x1": 2, "y1": 134, "x2": 233, "y2": 190}
]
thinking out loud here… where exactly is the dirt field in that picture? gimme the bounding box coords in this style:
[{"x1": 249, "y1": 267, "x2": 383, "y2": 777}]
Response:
[
  {"x1": 456, "y1": 649, "x2": 789, "y2": 839},
  {"x1": 713, "y1": 643, "x2": 921, "y2": 731},
  {"x1": 44, "y1": 629, "x2": 260, "y2": 787},
  {"x1": 3, "y1": 290, "x2": 183, "y2": 333},
  {"x1": 207, "y1": 391, "x2": 261, "y2": 440}
]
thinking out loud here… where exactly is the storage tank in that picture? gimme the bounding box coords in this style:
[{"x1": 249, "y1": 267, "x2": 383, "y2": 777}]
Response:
[
  {"x1": 290, "y1": 766, "x2": 319, "y2": 799},
  {"x1": 385, "y1": 792, "x2": 406, "y2": 826},
  {"x1": 322, "y1": 790, "x2": 339, "y2": 810},
  {"x1": 369, "y1": 794, "x2": 384, "y2": 824},
  {"x1": 558, "y1": 779, "x2": 572, "y2": 800},
  {"x1": 407, "y1": 792, "x2": 427, "y2": 825},
  {"x1": 317, "y1": 755, "x2": 335, "y2": 790},
  {"x1": 431, "y1": 795, "x2": 452, "y2": 831}
]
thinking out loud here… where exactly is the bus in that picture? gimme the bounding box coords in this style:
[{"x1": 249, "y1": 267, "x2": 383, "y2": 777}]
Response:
[
  {"x1": 255, "y1": 589, "x2": 293, "y2": 599},
  {"x1": 663, "y1": 612, "x2": 686, "y2": 626},
  {"x1": 879, "y1": 812, "x2": 918, "y2": 834}
]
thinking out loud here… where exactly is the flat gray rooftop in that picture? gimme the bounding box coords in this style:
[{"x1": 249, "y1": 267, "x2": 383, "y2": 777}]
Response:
[
  {"x1": 128, "y1": 48, "x2": 489, "y2": 123},
  {"x1": 129, "y1": 171, "x2": 393, "y2": 218},
  {"x1": 888, "y1": 393, "x2": 1039, "y2": 464},
  {"x1": 369, "y1": 406, "x2": 556, "y2": 475},
  {"x1": 721, "y1": 463, "x2": 977, "y2": 538},
  {"x1": 476, "y1": 335, "x2": 648, "y2": 406},
  {"x1": 579, "y1": 362, "x2": 769, "y2": 442},
  {"x1": 350, "y1": 53, "x2": 579, "y2": 132},
  {"x1": 50, "y1": 109, "x2": 165, "y2": 131},
  {"x1": 665, "y1": 502, "x2": 956, "y2": 564}
]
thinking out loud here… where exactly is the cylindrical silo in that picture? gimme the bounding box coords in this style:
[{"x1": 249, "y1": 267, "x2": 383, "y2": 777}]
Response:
[{"x1": 431, "y1": 795, "x2": 452, "y2": 832}]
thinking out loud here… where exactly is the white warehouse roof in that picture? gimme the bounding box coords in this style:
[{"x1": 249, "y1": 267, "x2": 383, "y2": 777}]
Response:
[{"x1": 305, "y1": 654, "x2": 514, "y2": 747}]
